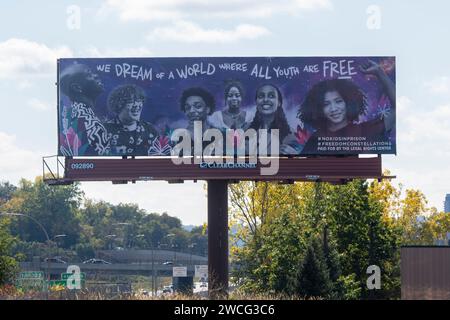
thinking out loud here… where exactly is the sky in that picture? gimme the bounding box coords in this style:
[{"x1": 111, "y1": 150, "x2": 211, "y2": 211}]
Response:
[{"x1": 0, "y1": 0, "x2": 449, "y2": 225}]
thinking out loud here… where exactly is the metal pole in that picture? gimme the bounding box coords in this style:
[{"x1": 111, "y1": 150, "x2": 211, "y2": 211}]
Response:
[{"x1": 207, "y1": 180, "x2": 228, "y2": 299}]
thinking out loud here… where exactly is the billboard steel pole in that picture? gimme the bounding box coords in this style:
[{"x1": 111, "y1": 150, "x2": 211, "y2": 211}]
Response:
[{"x1": 207, "y1": 180, "x2": 229, "y2": 299}]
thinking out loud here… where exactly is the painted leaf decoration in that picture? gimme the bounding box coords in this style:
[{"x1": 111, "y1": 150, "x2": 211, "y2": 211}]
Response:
[
  {"x1": 295, "y1": 125, "x2": 311, "y2": 145},
  {"x1": 148, "y1": 136, "x2": 171, "y2": 155}
]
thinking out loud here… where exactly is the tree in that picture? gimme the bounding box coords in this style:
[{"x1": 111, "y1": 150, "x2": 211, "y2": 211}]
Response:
[
  {"x1": 231, "y1": 179, "x2": 402, "y2": 299},
  {"x1": 0, "y1": 181, "x2": 17, "y2": 206},
  {"x1": 328, "y1": 180, "x2": 401, "y2": 299},
  {"x1": 230, "y1": 182, "x2": 309, "y2": 294},
  {"x1": 297, "y1": 237, "x2": 332, "y2": 298},
  {"x1": 398, "y1": 189, "x2": 428, "y2": 244},
  {"x1": 2, "y1": 177, "x2": 83, "y2": 248},
  {"x1": 0, "y1": 218, "x2": 18, "y2": 285},
  {"x1": 420, "y1": 210, "x2": 450, "y2": 244},
  {"x1": 255, "y1": 210, "x2": 304, "y2": 295}
]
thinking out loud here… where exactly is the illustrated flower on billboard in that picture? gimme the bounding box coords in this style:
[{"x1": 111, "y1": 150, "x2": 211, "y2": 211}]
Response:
[
  {"x1": 60, "y1": 127, "x2": 81, "y2": 156},
  {"x1": 148, "y1": 135, "x2": 171, "y2": 155}
]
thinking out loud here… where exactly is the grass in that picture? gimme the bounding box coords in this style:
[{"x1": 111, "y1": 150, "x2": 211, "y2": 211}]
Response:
[{"x1": 0, "y1": 284, "x2": 315, "y2": 300}]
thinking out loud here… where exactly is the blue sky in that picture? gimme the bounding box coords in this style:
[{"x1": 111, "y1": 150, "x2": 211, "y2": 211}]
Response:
[{"x1": 0, "y1": 0, "x2": 449, "y2": 225}]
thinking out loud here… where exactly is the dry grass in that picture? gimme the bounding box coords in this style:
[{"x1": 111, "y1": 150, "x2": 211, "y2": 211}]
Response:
[{"x1": 0, "y1": 284, "x2": 316, "y2": 300}]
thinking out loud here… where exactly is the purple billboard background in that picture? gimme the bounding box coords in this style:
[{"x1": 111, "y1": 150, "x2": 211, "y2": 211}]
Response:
[{"x1": 57, "y1": 56, "x2": 396, "y2": 157}]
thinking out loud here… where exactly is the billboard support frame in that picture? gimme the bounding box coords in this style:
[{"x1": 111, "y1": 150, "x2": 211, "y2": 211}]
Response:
[{"x1": 207, "y1": 180, "x2": 229, "y2": 299}]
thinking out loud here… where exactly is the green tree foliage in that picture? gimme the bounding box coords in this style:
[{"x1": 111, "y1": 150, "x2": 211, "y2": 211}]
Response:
[
  {"x1": 328, "y1": 180, "x2": 401, "y2": 299},
  {"x1": 0, "y1": 181, "x2": 17, "y2": 206},
  {"x1": 297, "y1": 237, "x2": 332, "y2": 298},
  {"x1": 1, "y1": 177, "x2": 207, "y2": 263},
  {"x1": 0, "y1": 218, "x2": 18, "y2": 285},
  {"x1": 230, "y1": 179, "x2": 402, "y2": 299},
  {"x1": 2, "y1": 177, "x2": 82, "y2": 248}
]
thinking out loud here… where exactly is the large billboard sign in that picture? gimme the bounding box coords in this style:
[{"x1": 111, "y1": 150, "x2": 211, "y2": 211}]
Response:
[{"x1": 57, "y1": 57, "x2": 396, "y2": 157}]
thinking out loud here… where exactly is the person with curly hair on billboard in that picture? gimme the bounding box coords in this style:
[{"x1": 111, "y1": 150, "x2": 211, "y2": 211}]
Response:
[
  {"x1": 248, "y1": 84, "x2": 300, "y2": 155},
  {"x1": 59, "y1": 63, "x2": 110, "y2": 156},
  {"x1": 105, "y1": 84, "x2": 160, "y2": 156},
  {"x1": 298, "y1": 60, "x2": 395, "y2": 155},
  {"x1": 170, "y1": 87, "x2": 216, "y2": 157}
]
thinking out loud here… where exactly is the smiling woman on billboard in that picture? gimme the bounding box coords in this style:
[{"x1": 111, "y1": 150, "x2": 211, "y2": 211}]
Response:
[{"x1": 298, "y1": 60, "x2": 395, "y2": 155}]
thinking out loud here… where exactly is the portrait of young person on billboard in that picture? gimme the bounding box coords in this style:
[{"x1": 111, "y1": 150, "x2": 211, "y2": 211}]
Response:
[
  {"x1": 180, "y1": 87, "x2": 215, "y2": 138},
  {"x1": 105, "y1": 84, "x2": 160, "y2": 156},
  {"x1": 59, "y1": 63, "x2": 110, "y2": 156},
  {"x1": 208, "y1": 80, "x2": 254, "y2": 131},
  {"x1": 248, "y1": 84, "x2": 301, "y2": 155},
  {"x1": 298, "y1": 60, "x2": 395, "y2": 155}
]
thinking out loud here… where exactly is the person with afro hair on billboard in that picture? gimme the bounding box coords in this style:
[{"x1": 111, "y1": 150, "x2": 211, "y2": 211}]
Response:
[
  {"x1": 105, "y1": 84, "x2": 160, "y2": 156},
  {"x1": 59, "y1": 63, "x2": 110, "y2": 156},
  {"x1": 298, "y1": 59, "x2": 395, "y2": 155}
]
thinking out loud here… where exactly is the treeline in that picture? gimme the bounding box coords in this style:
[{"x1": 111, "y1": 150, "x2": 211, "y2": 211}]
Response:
[
  {"x1": 0, "y1": 177, "x2": 207, "y2": 267},
  {"x1": 229, "y1": 174, "x2": 449, "y2": 299},
  {"x1": 1, "y1": 173, "x2": 449, "y2": 297}
]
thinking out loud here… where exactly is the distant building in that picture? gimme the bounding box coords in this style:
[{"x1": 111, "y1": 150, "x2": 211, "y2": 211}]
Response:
[{"x1": 445, "y1": 194, "x2": 450, "y2": 213}]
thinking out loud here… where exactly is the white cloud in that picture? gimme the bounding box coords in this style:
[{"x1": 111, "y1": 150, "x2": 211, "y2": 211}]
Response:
[
  {"x1": 0, "y1": 38, "x2": 156, "y2": 80},
  {"x1": 400, "y1": 103, "x2": 450, "y2": 156},
  {"x1": 27, "y1": 98, "x2": 52, "y2": 112},
  {"x1": 424, "y1": 76, "x2": 450, "y2": 94},
  {"x1": 98, "y1": 0, "x2": 184, "y2": 22},
  {"x1": 383, "y1": 95, "x2": 450, "y2": 212},
  {"x1": 0, "y1": 38, "x2": 73, "y2": 79},
  {"x1": 99, "y1": 0, "x2": 333, "y2": 22},
  {"x1": 397, "y1": 95, "x2": 412, "y2": 113},
  {"x1": 294, "y1": 0, "x2": 332, "y2": 10},
  {"x1": 82, "y1": 46, "x2": 153, "y2": 58},
  {"x1": 147, "y1": 21, "x2": 270, "y2": 43},
  {"x1": 0, "y1": 132, "x2": 44, "y2": 184},
  {"x1": 18, "y1": 80, "x2": 33, "y2": 90}
]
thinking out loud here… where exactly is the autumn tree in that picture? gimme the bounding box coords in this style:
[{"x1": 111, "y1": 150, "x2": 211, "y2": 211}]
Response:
[{"x1": 230, "y1": 179, "x2": 402, "y2": 299}]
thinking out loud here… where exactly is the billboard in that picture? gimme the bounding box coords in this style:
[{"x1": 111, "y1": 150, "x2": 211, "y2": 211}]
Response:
[{"x1": 57, "y1": 57, "x2": 396, "y2": 157}]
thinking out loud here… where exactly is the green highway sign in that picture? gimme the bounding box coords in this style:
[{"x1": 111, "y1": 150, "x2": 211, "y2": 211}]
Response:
[
  {"x1": 48, "y1": 280, "x2": 66, "y2": 287},
  {"x1": 61, "y1": 272, "x2": 86, "y2": 280},
  {"x1": 19, "y1": 271, "x2": 44, "y2": 279},
  {"x1": 15, "y1": 278, "x2": 45, "y2": 291},
  {"x1": 49, "y1": 279, "x2": 86, "y2": 287}
]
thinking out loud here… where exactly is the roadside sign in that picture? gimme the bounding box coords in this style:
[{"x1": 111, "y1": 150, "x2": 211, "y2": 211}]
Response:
[
  {"x1": 16, "y1": 278, "x2": 44, "y2": 286},
  {"x1": 48, "y1": 279, "x2": 85, "y2": 288},
  {"x1": 61, "y1": 272, "x2": 86, "y2": 280},
  {"x1": 48, "y1": 280, "x2": 67, "y2": 287},
  {"x1": 19, "y1": 271, "x2": 44, "y2": 279},
  {"x1": 173, "y1": 266, "x2": 187, "y2": 277},
  {"x1": 195, "y1": 265, "x2": 208, "y2": 279}
]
